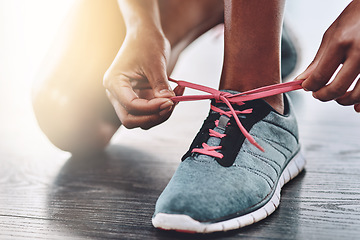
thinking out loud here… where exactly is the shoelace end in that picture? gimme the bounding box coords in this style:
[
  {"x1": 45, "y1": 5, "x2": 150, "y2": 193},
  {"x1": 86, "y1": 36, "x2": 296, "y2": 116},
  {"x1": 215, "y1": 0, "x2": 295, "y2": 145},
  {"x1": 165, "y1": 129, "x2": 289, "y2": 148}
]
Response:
[{"x1": 254, "y1": 141, "x2": 265, "y2": 152}]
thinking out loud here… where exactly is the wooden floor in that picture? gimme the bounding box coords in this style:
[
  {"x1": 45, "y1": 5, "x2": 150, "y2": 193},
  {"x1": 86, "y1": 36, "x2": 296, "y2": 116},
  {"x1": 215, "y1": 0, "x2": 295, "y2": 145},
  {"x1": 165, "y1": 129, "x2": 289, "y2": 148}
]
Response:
[
  {"x1": 1, "y1": 1, "x2": 360, "y2": 239},
  {"x1": 2, "y1": 84, "x2": 360, "y2": 240}
]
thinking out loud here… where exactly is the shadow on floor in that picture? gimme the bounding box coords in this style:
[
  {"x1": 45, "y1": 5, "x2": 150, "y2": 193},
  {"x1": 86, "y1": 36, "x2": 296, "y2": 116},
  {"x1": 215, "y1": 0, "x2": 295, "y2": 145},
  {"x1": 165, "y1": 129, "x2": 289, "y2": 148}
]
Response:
[
  {"x1": 46, "y1": 144, "x2": 306, "y2": 240},
  {"x1": 46, "y1": 145, "x2": 177, "y2": 239}
]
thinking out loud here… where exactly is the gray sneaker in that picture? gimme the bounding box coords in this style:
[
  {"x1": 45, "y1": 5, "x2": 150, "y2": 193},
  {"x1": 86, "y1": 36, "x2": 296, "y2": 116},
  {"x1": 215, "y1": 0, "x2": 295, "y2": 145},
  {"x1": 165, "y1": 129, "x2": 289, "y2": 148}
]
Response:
[{"x1": 152, "y1": 93, "x2": 305, "y2": 233}]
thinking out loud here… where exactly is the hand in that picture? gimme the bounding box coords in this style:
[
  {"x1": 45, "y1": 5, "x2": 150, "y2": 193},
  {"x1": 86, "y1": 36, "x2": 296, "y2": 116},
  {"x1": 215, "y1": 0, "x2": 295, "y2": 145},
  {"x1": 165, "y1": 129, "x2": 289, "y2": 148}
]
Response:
[
  {"x1": 103, "y1": 29, "x2": 184, "y2": 129},
  {"x1": 297, "y1": 0, "x2": 360, "y2": 112}
]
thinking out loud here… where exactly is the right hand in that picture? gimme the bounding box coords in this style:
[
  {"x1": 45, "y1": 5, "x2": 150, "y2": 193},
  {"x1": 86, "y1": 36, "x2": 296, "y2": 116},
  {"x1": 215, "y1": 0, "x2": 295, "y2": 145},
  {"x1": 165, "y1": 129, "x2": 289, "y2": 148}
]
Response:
[
  {"x1": 297, "y1": 0, "x2": 360, "y2": 112},
  {"x1": 103, "y1": 28, "x2": 184, "y2": 130}
]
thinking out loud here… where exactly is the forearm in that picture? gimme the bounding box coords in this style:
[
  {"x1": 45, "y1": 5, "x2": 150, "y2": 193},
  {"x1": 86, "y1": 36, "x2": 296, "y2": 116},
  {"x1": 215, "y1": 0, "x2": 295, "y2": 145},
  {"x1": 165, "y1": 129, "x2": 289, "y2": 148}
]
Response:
[{"x1": 117, "y1": 0, "x2": 164, "y2": 35}]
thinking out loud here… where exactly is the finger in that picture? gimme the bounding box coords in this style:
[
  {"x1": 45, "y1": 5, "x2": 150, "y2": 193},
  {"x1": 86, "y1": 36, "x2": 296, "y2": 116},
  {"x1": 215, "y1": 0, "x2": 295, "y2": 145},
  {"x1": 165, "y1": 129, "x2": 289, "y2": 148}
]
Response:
[
  {"x1": 354, "y1": 103, "x2": 360, "y2": 113},
  {"x1": 296, "y1": 63, "x2": 317, "y2": 84},
  {"x1": 313, "y1": 58, "x2": 360, "y2": 101},
  {"x1": 336, "y1": 75, "x2": 360, "y2": 105},
  {"x1": 121, "y1": 109, "x2": 172, "y2": 130},
  {"x1": 144, "y1": 62, "x2": 175, "y2": 98},
  {"x1": 301, "y1": 43, "x2": 345, "y2": 92},
  {"x1": 109, "y1": 95, "x2": 172, "y2": 129},
  {"x1": 107, "y1": 90, "x2": 173, "y2": 129},
  {"x1": 107, "y1": 77, "x2": 173, "y2": 115},
  {"x1": 174, "y1": 85, "x2": 185, "y2": 97},
  {"x1": 172, "y1": 85, "x2": 185, "y2": 106}
]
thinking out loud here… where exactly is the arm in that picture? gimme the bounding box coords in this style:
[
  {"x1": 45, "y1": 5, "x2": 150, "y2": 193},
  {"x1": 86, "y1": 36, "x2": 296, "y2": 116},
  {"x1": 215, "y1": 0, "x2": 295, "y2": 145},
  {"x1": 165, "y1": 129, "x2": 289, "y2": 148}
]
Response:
[
  {"x1": 103, "y1": 0, "x2": 178, "y2": 129},
  {"x1": 297, "y1": 0, "x2": 360, "y2": 112}
]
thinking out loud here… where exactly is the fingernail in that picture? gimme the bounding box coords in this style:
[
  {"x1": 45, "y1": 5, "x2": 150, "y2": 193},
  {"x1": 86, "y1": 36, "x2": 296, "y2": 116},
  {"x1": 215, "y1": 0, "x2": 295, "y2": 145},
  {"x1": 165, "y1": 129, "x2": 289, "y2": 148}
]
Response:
[
  {"x1": 159, "y1": 106, "x2": 172, "y2": 116},
  {"x1": 160, "y1": 100, "x2": 173, "y2": 110},
  {"x1": 312, "y1": 92, "x2": 318, "y2": 99}
]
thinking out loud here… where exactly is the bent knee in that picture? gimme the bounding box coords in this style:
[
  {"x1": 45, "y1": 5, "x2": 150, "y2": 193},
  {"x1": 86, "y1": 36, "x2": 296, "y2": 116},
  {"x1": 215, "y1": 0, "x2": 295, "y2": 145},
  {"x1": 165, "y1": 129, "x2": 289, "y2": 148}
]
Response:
[{"x1": 32, "y1": 86, "x2": 116, "y2": 154}]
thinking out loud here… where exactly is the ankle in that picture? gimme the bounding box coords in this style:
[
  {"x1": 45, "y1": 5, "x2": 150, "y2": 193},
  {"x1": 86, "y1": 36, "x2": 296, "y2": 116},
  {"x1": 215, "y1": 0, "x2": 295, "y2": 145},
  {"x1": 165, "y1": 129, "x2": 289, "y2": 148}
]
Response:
[
  {"x1": 264, "y1": 94, "x2": 284, "y2": 115},
  {"x1": 219, "y1": 76, "x2": 284, "y2": 114}
]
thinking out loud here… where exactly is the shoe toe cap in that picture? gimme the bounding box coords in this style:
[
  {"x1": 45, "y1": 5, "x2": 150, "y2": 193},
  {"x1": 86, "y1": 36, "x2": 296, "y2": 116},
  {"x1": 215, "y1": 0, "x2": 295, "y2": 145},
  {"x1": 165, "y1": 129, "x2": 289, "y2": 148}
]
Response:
[{"x1": 154, "y1": 160, "x2": 272, "y2": 222}]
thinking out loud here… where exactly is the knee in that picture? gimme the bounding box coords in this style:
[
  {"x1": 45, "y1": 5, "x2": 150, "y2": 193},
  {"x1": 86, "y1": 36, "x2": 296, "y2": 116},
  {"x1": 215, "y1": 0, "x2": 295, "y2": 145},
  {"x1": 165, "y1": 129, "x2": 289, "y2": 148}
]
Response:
[{"x1": 32, "y1": 85, "x2": 115, "y2": 155}]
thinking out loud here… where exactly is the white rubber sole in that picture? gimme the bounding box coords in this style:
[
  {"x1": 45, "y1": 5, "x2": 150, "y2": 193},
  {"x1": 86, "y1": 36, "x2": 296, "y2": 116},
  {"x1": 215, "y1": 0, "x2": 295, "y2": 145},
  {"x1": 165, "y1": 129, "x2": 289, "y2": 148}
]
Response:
[{"x1": 152, "y1": 150, "x2": 306, "y2": 233}]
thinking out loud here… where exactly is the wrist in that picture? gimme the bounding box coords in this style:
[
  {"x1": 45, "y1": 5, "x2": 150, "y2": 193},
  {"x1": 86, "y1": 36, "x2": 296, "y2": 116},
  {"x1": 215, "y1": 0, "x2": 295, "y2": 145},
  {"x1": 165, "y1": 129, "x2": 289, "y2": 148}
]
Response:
[
  {"x1": 125, "y1": 23, "x2": 170, "y2": 54},
  {"x1": 126, "y1": 21, "x2": 165, "y2": 40}
]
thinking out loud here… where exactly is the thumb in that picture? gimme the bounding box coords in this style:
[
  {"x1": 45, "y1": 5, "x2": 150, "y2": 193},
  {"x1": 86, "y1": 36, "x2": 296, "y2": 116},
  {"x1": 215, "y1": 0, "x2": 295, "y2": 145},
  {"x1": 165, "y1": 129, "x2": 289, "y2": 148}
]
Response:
[
  {"x1": 174, "y1": 85, "x2": 185, "y2": 97},
  {"x1": 295, "y1": 62, "x2": 316, "y2": 81},
  {"x1": 146, "y1": 63, "x2": 175, "y2": 99},
  {"x1": 296, "y1": 63, "x2": 318, "y2": 91}
]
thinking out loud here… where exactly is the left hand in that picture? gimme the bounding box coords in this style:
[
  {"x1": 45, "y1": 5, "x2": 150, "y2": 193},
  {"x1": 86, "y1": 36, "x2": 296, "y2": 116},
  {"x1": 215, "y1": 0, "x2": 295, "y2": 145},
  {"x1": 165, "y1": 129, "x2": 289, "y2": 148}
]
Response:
[{"x1": 296, "y1": 0, "x2": 360, "y2": 112}]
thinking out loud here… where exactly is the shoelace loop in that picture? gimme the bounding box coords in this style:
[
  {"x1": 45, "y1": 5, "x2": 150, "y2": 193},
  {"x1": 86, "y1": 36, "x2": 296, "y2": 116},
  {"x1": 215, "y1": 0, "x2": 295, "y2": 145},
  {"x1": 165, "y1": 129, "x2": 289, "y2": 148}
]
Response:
[
  {"x1": 213, "y1": 91, "x2": 233, "y2": 102},
  {"x1": 169, "y1": 78, "x2": 304, "y2": 154}
]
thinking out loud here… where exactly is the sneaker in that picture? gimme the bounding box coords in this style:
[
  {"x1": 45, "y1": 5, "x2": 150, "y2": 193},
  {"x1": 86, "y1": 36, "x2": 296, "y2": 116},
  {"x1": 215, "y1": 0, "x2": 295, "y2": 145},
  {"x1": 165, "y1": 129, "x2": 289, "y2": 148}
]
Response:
[{"x1": 152, "y1": 92, "x2": 305, "y2": 233}]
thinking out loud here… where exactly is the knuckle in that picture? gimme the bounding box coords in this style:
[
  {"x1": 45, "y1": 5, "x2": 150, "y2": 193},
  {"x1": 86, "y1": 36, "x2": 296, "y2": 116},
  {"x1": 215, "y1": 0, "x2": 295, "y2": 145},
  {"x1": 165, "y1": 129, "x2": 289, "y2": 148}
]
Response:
[
  {"x1": 336, "y1": 30, "x2": 352, "y2": 48},
  {"x1": 327, "y1": 86, "x2": 346, "y2": 98},
  {"x1": 322, "y1": 28, "x2": 351, "y2": 52},
  {"x1": 311, "y1": 71, "x2": 328, "y2": 83},
  {"x1": 335, "y1": 40, "x2": 349, "y2": 51},
  {"x1": 329, "y1": 31, "x2": 354, "y2": 53}
]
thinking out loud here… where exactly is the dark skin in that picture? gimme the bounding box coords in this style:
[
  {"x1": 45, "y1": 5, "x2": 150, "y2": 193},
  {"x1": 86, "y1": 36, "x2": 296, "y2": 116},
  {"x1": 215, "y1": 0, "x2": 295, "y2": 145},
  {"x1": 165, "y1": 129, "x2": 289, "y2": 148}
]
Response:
[
  {"x1": 298, "y1": 0, "x2": 360, "y2": 113},
  {"x1": 220, "y1": 0, "x2": 285, "y2": 114},
  {"x1": 33, "y1": 0, "x2": 360, "y2": 155},
  {"x1": 104, "y1": 0, "x2": 286, "y2": 131},
  {"x1": 105, "y1": 0, "x2": 360, "y2": 133}
]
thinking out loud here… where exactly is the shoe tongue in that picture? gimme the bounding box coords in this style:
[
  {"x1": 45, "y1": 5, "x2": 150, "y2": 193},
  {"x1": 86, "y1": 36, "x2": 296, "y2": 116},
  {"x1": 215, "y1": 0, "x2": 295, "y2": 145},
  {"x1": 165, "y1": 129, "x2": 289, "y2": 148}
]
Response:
[{"x1": 211, "y1": 90, "x2": 275, "y2": 113}]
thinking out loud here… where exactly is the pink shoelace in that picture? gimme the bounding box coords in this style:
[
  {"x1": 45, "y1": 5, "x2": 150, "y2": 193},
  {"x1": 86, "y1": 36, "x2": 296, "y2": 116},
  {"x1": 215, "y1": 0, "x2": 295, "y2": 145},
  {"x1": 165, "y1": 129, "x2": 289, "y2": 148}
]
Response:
[{"x1": 169, "y1": 78, "x2": 304, "y2": 155}]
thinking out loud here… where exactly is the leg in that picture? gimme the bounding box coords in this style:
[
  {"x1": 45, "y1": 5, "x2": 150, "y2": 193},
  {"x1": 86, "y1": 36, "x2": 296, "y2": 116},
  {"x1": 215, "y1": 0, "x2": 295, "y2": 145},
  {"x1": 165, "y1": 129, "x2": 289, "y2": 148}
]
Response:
[
  {"x1": 153, "y1": 0, "x2": 305, "y2": 233},
  {"x1": 220, "y1": 0, "x2": 285, "y2": 114},
  {"x1": 32, "y1": 0, "x2": 223, "y2": 154},
  {"x1": 32, "y1": 0, "x2": 125, "y2": 155}
]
